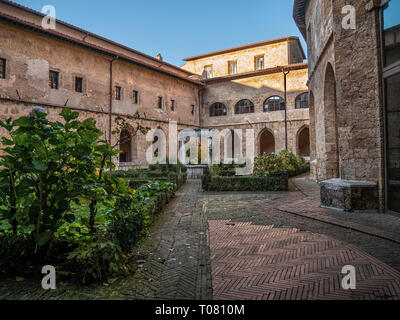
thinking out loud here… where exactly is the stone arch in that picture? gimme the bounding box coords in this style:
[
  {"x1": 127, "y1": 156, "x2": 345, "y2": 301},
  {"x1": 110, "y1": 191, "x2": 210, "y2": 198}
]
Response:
[
  {"x1": 297, "y1": 125, "x2": 310, "y2": 158},
  {"x1": 323, "y1": 63, "x2": 339, "y2": 179},
  {"x1": 119, "y1": 130, "x2": 132, "y2": 163},
  {"x1": 259, "y1": 128, "x2": 275, "y2": 155}
]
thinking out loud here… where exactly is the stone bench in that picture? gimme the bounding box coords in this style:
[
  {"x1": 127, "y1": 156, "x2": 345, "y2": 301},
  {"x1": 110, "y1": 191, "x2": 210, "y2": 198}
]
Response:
[{"x1": 320, "y1": 179, "x2": 379, "y2": 212}]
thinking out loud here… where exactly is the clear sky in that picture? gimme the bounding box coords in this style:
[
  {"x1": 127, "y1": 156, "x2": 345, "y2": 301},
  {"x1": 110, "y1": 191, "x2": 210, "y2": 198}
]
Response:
[{"x1": 14, "y1": 0, "x2": 306, "y2": 67}]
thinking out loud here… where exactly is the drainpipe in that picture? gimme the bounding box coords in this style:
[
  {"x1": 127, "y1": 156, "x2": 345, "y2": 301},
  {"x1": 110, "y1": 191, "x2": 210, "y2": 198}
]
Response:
[
  {"x1": 283, "y1": 70, "x2": 290, "y2": 150},
  {"x1": 198, "y1": 88, "x2": 203, "y2": 129},
  {"x1": 109, "y1": 56, "x2": 118, "y2": 145}
]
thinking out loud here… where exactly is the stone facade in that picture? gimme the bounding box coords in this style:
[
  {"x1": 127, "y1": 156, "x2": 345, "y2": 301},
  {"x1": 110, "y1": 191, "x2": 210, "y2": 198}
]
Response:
[
  {"x1": 0, "y1": 1, "x2": 310, "y2": 175},
  {"x1": 294, "y1": 0, "x2": 400, "y2": 213},
  {"x1": 0, "y1": 1, "x2": 202, "y2": 168},
  {"x1": 182, "y1": 39, "x2": 310, "y2": 161}
]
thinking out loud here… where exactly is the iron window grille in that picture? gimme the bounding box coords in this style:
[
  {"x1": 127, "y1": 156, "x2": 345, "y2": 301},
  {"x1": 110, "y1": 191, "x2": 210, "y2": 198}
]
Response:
[
  {"x1": 49, "y1": 70, "x2": 59, "y2": 89},
  {"x1": 115, "y1": 86, "x2": 122, "y2": 100},
  {"x1": 75, "y1": 77, "x2": 83, "y2": 93},
  {"x1": 0, "y1": 58, "x2": 6, "y2": 79}
]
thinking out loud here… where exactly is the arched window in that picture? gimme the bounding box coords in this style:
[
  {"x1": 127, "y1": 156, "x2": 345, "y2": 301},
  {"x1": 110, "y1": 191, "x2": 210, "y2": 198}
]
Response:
[
  {"x1": 295, "y1": 92, "x2": 309, "y2": 109},
  {"x1": 264, "y1": 96, "x2": 285, "y2": 112},
  {"x1": 235, "y1": 99, "x2": 254, "y2": 114},
  {"x1": 210, "y1": 103, "x2": 227, "y2": 117}
]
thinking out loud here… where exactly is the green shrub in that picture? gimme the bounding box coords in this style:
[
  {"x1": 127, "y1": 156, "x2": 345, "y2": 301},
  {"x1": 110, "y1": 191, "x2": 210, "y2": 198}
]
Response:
[
  {"x1": 108, "y1": 194, "x2": 149, "y2": 252},
  {"x1": 66, "y1": 239, "x2": 129, "y2": 284},
  {"x1": 0, "y1": 234, "x2": 30, "y2": 274},
  {"x1": 253, "y1": 150, "x2": 309, "y2": 177},
  {"x1": 204, "y1": 174, "x2": 288, "y2": 192},
  {"x1": 0, "y1": 108, "x2": 120, "y2": 258}
]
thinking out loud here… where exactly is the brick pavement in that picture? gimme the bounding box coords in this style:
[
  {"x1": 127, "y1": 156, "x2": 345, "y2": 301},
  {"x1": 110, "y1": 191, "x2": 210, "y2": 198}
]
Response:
[
  {"x1": 2, "y1": 177, "x2": 400, "y2": 300},
  {"x1": 0, "y1": 180, "x2": 213, "y2": 300},
  {"x1": 208, "y1": 220, "x2": 400, "y2": 300},
  {"x1": 205, "y1": 175, "x2": 400, "y2": 300}
]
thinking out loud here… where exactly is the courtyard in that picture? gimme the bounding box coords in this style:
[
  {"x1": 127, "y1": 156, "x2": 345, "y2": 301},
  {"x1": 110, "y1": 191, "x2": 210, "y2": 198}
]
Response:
[{"x1": 2, "y1": 175, "x2": 400, "y2": 300}]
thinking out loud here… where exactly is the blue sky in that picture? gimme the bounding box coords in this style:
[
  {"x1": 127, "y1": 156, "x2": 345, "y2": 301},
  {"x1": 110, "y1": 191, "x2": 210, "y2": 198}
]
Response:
[{"x1": 14, "y1": 0, "x2": 306, "y2": 67}]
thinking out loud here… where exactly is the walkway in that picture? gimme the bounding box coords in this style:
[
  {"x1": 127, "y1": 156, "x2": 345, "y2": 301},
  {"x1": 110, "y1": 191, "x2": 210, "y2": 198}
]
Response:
[
  {"x1": 205, "y1": 175, "x2": 400, "y2": 300},
  {"x1": 1, "y1": 177, "x2": 400, "y2": 300}
]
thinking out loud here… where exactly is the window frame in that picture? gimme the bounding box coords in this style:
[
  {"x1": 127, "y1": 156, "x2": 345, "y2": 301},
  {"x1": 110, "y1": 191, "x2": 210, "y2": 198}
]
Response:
[
  {"x1": 380, "y1": 0, "x2": 400, "y2": 213},
  {"x1": 204, "y1": 65, "x2": 213, "y2": 79},
  {"x1": 264, "y1": 96, "x2": 285, "y2": 112},
  {"x1": 49, "y1": 70, "x2": 59, "y2": 89},
  {"x1": 75, "y1": 77, "x2": 84, "y2": 93},
  {"x1": 115, "y1": 86, "x2": 122, "y2": 100},
  {"x1": 255, "y1": 55, "x2": 264, "y2": 71},
  {"x1": 295, "y1": 92, "x2": 309, "y2": 109},
  {"x1": 210, "y1": 102, "x2": 227, "y2": 117},
  {"x1": 228, "y1": 60, "x2": 238, "y2": 75},
  {"x1": 235, "y1": 99, "x2": 255, "y2": 115},
  {"x1": 0, "y1": 58, "x2": 6, "y2": 79},
  {"x1": 133, "y1": 90, "x2": 139, "y2": 104},
  {"x1": 158, "y1": 96, "x2": 164, "y2": 109},
  {"x1": 171, "y1": 99, "x2": 175, "y2": 111}
]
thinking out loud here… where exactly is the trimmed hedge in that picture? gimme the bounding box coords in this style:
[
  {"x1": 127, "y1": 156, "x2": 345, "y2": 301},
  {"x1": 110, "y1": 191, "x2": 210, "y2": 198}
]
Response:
[
  {"x1": 110, "y1": 163, "x2": 187, "y2": 191},
  {"x1": 202, "y1": 174, "x2": 288, "y2": 192}
]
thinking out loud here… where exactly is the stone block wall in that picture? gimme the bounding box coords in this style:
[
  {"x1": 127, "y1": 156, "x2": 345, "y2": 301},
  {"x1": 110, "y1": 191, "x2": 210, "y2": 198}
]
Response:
[
  {"x1": 304, "y1": 0, "x2": 385, "y2": 210},
  {"x1": 0, "y1": 20, "x2": 202, "y2": 167}
]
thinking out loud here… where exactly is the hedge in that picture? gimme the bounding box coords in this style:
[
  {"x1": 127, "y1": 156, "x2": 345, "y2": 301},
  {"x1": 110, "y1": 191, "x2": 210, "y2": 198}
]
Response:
[
  {"x1": 202, "y1": 174, "x2": 288, "y2": 192},
  {"x1": 110, "y1": 164, "x2": 188, "y2": 191}
]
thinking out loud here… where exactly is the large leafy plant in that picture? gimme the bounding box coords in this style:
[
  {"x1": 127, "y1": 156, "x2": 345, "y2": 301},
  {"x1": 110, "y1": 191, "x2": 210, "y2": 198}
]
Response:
[{"x1": 0, "y1": 108, "x2": 119, "y2": 257}]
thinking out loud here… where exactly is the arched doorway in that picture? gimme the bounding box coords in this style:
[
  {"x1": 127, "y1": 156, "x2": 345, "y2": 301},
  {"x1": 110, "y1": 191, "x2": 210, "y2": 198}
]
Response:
[
  {"x1": 259, "y1": 129, "x2": 275, "y2": 155},
  {"x1": 119, "y1": 130, "x2": 132, "y2": 163},
  {"x1": 324, "y1": 63, "x2": 339, "y2": 179},
  {"x1": 297, "y1": 126, "x2": 310, "y2": 158}
]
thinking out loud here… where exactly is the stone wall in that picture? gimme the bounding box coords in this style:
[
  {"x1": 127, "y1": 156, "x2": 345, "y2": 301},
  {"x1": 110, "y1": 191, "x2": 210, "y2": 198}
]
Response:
[
  {"x1": 0, "y1": 21, "x2": 202, "y2": 167},
  {"x1": 182, "y1": 39, "x2": 305, "y2": 78},
  {"x1": 304, "y1": 0, "x2": 385, "y2": 210},
  {"x1": 201, "y1": 68, "x2": 310, "y2": 158}
]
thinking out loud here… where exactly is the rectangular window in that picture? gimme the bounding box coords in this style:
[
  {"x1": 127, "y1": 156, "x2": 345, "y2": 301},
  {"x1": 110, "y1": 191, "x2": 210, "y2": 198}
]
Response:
[
  {"x1": 204, "y1": 65, "x2": 213, "y2": 79},
  {"x1": 133, "y1": 90, "x2": 139, "y2": 104},
  {"x1": 0, "y1": 58, "x2": 6, "y2": 79},
  {"x1": 158, "y1": 96, "x2": 164, "y2": 109},
  {"x1": 228, "y1": 61, "x2": 237, "y2": 75},
  {"x1": 383, "y1": 0, "x2": 400, "y2": 68},
  {"x1": 191, "y1": 105, "x2": 195, "y2": 115},
  {"x1": 115, "y1": 86, "x2": 122, "y2": 100},
  {"x1": 75, "y1": 77, "x2": 83, "y2": 93},
  {"x1": 255, "y1": 55, "x2": 264, "y2": 70},
  {"x1": 49, "y1": 70, "x2": 59, "y2": 89},
  {"x1": 171, "y1": 99, "x2": 175, "y2": 111}
]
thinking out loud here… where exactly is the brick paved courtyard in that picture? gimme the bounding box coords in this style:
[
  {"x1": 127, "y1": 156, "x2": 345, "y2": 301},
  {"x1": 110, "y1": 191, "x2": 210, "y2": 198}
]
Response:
[{"x1": 1, "y1": 176, "x2": 400, "y2": 300}]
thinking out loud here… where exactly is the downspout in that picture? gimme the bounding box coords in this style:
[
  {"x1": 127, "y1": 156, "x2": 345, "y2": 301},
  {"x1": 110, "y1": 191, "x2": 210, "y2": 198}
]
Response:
[
  {"x1": 109, "y1": 56, "x2": 118, "y2": 145},
  {"x1": 198, "y1": 86, "x2": 204, "y2": 129},
  {"x1": 282, "y1": 69, "x2": 290, "y2": 150}
]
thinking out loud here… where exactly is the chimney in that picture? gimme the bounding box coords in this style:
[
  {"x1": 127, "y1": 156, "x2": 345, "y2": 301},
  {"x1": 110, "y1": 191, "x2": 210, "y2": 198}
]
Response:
[{"x1": 156, "y1": 53, "x2": 163, "y2": 61}]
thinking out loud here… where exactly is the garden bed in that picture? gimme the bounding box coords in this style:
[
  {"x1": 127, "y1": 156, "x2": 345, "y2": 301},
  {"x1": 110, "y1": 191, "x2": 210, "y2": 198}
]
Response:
[
  {"x1": 0, "y1": 109, "x2": 185, "y2": 284},
  {"x1": 201, "y1": 151, "x2": 309, "y2": 192}
]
